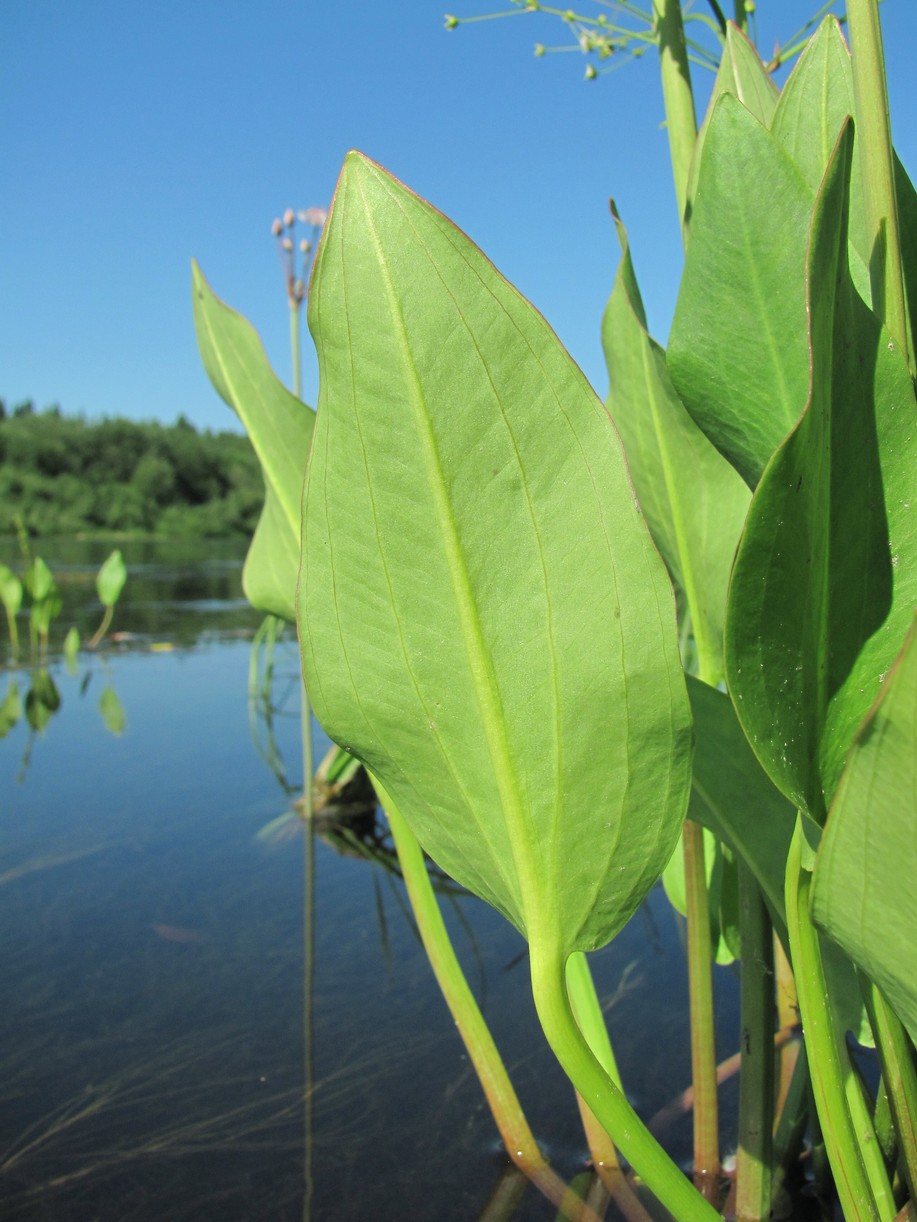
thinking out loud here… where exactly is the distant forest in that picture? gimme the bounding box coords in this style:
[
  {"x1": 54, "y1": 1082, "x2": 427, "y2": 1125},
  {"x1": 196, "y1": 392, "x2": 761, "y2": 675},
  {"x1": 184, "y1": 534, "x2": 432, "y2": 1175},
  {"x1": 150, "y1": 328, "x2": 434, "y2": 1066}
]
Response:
[{"x1": 0, "y1": 399, "x2": 264, "y2": 537}]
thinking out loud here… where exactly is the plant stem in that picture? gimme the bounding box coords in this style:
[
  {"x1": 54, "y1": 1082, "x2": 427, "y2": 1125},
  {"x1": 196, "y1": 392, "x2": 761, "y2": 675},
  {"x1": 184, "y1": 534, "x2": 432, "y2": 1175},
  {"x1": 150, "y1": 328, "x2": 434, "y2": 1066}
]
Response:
[
  {"x1": 682, "y1": 819, "x2": 721, "y2": 1194},
  {"x1": 87, "y1": 604, "x2": 113, "y2": 650},
  {"x1": 651, "y1": 0, "x2": 698, "y2": 232},
  {"x1": 289, "y1": 297, "x2": 314, "y2": 817},
  {"x1": 774, "y1": 933, "x2": 800, "y2": 1119},
  {"x1": 785, "y1": 817, "x2": 879, "y2": 1221},
  {"x1": 771, "y1": 1041, "x2": 810, "y2": 1211},
  {"x1": 844, "y1": 1052, "x2": 897, "y2": 1219},
  {"x1": 381, "y1": 790, "x2": 588, "y2": 1218},
  {"x1": 863, "y1": 978, "x2": 917, "y2": 1206},
  {"x1": 565, "y1": 952, "x2": 656, "y2": 1222},
  {"x1": 846, "y1": 0, "x2": 911, "y2": 372},
  {"x1": 735, "y1": 859, "x2": 773, "y2": 1222},
  {"x1": 530, "y1": 937, "x2": 721, "y2": 1222}
]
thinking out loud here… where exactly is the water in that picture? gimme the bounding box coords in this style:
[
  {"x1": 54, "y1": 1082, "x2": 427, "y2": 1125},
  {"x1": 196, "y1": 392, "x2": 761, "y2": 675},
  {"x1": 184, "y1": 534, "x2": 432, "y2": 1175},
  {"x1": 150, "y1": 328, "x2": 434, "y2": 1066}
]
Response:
[{"x1": 0, "y1": 539, "x2": 741, "y2": 1221}]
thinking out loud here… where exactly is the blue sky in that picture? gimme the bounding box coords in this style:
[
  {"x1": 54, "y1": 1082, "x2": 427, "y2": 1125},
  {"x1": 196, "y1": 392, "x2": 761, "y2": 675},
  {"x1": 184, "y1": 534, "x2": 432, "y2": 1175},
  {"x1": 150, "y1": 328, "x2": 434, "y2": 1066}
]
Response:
[{"x1": 3, "y1": 2, "x2": 916, "y2": 433}]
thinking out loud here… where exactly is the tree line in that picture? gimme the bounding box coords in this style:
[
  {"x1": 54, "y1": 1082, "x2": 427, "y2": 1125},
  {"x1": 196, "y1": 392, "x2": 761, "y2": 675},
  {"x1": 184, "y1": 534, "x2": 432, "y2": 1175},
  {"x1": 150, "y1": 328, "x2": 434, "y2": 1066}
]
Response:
[{"x1": 0, "y1": 400, "x2": 264, "y2": 537}]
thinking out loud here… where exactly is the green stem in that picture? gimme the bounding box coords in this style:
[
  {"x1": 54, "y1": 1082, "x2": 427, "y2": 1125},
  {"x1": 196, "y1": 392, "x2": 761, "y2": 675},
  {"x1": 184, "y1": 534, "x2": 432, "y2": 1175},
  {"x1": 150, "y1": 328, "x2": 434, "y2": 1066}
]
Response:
[
  {"x1": 290, "y1": 303, "x2": 303, "y2": 400},
  {"x1": 846, "y1": 0, "x2": 911, "y2": 372},
  {"x1": 771, "y1": 1041, "x2": 810, "y2": 1210},
  {"x1": 380, "y1": 789, "x2": 567, "y2": 1198},
  {"x1": 732, "y1": 1, "x2": 748, "y2": 33},
  {"x1": 566, "y1": 953, "x2": 655, "y2": 1222},
  {"x1": 87, "y1": 604, "x2": 113, "y2": 650},
  {"x1": 651, "y1": 0, "x2": 699, "y2": 233},
  {"x1": 735, "y1": 860, "x2": 774, "y2": 1222},
  {"x1": 785, "y1": 817, "x2": 879, "y2": 1220},
  {"x1": 682, "y1": 819, "x2": 721, "y2": 1191},
  {"x1": 530, "y1": 937, "x2": 721, "y2": 1222},
  {"x1": 844, "y1": 1054, "x2": 897, "y2": 1219},
  {"x1": 289, "y1": 298, "x2": 314, "y2": 816},
  {"x1": 863, "y1": 978, "x2": 917, "y2": 1205}
]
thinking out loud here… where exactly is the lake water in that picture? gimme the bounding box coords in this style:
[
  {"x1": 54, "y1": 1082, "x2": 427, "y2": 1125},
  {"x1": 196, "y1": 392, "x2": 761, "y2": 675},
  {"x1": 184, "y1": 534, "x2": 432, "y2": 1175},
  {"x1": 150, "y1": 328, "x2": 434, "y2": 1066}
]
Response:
[{"x1": 1, "y1": 539, "x2": 742, "y2": 1221}]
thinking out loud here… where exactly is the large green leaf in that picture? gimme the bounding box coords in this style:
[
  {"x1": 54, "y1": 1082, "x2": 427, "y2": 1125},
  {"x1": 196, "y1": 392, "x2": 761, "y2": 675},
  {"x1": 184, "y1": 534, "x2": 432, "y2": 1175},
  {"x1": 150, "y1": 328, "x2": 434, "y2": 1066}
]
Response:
[
  {"x1": 669, "y1": 94, "x2": 814, "y2": 488},
  {"x1": 812, "y1": 616, "x2": 917, "y2": 1046},
  {"x1": 770, "y1": 16, "x2": 871, "y2": 302},
  {"x1": 300, "y1": 152, "x2": 692, "y2": 952},
  {"x1": 602, "y1": 205, "x2": 749, "y2": 683},
  {"x1": 725, "y1": 122, "x2": 917, "y2": 821},
  {"x1": 191, "y1": 262, "x2": 315, "y2": 621}
]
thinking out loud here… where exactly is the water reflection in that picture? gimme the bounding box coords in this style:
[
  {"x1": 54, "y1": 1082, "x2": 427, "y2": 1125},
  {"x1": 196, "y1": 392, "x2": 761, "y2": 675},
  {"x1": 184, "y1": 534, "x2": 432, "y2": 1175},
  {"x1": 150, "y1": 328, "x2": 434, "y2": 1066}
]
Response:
[{"x1": 0, "y1": 544, "x2": 743, "y2": 1221}]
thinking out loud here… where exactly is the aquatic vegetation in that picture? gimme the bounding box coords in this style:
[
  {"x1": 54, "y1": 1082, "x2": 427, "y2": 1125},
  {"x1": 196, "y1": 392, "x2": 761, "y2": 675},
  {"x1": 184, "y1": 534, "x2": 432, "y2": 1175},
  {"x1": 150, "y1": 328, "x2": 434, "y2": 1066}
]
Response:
[{"x1": 194, "y1": 3, "x2": 917, "y2": 1217}]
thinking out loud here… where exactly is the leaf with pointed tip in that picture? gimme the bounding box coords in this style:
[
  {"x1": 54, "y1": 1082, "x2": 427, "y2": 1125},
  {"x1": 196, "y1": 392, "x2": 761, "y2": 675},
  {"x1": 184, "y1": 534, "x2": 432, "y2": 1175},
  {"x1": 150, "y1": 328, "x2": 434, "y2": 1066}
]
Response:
[
  {"x1": 685, "y1": 24, "x2": 778, "y2": 239},
  {"x1": 602, "y1": 205, "x2": 749, "y2": 683},
  {"x1": 725, "y1": 122, "x2": 917, "y2": 822},
  {"x1": 300, "y1": 152, "x2": 692, "y2": 952},
  {"x1": 812, "y1": 617, "x2": 917, "y2": 1046},
  {"x1": 770, "y1": 16, "x2": 871, "y2": 301},
  {"x1": 191, "y1": 261, "x2": 314, "y2": 621},
  {"x1": 669, "y1": 94, "x2": 814, "y2": 488},
  {"x1": 96, "y1": 549, "x2": 127, "y2": 609}
]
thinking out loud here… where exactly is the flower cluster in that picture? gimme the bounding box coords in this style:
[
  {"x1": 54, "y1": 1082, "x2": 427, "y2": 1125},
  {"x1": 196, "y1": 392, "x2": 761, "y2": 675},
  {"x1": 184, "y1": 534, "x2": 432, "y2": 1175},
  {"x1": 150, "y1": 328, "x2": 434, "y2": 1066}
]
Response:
[{"x1": 271, "y1": 207, "x2": 329, "y2": 308}]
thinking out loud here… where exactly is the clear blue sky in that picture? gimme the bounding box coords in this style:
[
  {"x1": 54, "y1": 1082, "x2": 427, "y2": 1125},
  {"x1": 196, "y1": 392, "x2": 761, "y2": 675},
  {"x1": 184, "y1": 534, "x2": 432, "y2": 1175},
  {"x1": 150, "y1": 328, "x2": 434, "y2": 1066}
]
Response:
[{"x1": 3, "y1": 2, "x2": 916, "y2": 433}]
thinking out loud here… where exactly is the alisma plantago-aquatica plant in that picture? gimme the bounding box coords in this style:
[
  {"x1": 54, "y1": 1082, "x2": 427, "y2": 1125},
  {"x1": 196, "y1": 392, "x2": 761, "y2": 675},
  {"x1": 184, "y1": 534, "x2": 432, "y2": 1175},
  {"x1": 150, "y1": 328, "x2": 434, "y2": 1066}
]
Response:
[{"x1": 195, "y1": 2, "x2": 917, "y2": 1217}]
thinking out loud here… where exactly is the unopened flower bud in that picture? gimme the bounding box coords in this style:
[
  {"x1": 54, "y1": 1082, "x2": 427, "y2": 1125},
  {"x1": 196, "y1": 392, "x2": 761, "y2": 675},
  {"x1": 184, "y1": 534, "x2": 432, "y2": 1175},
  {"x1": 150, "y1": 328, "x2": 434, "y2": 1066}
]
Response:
[
  {"x1": 271, "y1": 218, "x2": 283, "y2": 236},
  {"x1": 300, "y1": 238, "x2": 312, "y2": 254},
  {"x1": 534, "y1": 42, "x2": 545, "y2": 57},
  {"x1": 293, "y1": 279, "x2": 305, "y2": 301},
  {"x1": 444, "y1": 14, "x2": 458, "y2": 29},
  {"x1": 283, "y1": 208, "x2": 295, "y2": 227},
  {"x1": 282, "y1": 237, "x2": 293, "y2": 252},
  {"x1": 585, "y1": 63, "x2": 597, "y2": 80}
]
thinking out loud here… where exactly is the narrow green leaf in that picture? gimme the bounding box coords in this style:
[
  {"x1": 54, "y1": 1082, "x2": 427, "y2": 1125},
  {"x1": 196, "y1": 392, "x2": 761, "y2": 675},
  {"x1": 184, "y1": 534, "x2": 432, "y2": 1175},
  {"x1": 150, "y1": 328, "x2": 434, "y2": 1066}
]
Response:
[
  {"x1": 602, "y1": 204, "x2": 749, "y2": 683},
  {"x1": 669, "y1": 94, "x2": 814, "y2": 488},
  {"x1": 725, "y1": 121, "x2": 917, "y2": 820},
  {"x1": 96, "y1": 549, "x2": 127, "y2": 609},
  {"x1": 301, "y1": 152, "x2": 692, "y2": 953},
  {"x1": 191, "y1": 262, "x2": 315, "y2": 621},
  {"x1": 813, "y1": 616, "x2": 917, "y2": 1046}
]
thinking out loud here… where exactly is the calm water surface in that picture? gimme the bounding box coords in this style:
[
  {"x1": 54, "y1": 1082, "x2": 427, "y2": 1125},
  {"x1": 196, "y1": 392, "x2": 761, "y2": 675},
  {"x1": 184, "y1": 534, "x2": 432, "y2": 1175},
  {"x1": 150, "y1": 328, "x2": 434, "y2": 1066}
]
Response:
[{"x1": 1, "y1": 539, "x2": 741, "y2": 1221}]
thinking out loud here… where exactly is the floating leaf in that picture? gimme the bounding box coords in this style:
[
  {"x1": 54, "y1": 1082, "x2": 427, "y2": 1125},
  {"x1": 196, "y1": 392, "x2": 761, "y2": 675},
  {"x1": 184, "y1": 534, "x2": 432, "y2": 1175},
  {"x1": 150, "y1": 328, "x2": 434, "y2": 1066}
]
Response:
[{"x1": 300, "y1": 152, "x2": 692, "y2": 952}]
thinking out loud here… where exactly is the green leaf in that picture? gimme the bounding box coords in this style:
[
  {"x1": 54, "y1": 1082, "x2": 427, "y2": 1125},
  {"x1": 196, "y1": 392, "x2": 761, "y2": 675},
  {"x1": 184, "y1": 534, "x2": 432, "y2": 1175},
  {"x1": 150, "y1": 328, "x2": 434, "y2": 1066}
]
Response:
[
  {"x1": 0, "y1": 680, "x2": 22, "y2": 739},
  {"x1": 602, "y1": 204, "x2": 749, "y2": 683},
  {"x1": 0, "y1": 564, "x2": 23, "y2": 616},
  {"x1": 96, "y1": 549, "x2": 127, "y2": 608},
  {"x1": 685, "y1": 676, "x2": 795, "y2": 937},
  {"x1": 684, "y1": 24, "x2": 778, "y2": 236},
  {"x1": 725, "y1": 121, "x2": 917, "y2": 821},
  {"x1": 25, "y1": 670, "x2": 60, "y2": 733},
  {"x1": 813, "y1": 617, "x2": 917, "y2": 1046},
  {"x1": 24, "y1": 556, "x2": 54, "y2": 604},
  {"x1": 99, "y1": 686, "x2": 126, "y2": 737},
  {"x1": 63, "y1": 626, "x2": 80, "y2": 670},
  {"x1": 191, "y1": 261, "x2": 315, "y2": 622},
  {"x1": 300, "y1": 152, "x2": 692, "y2": 953},
  {"x1": 770, "y1": 16, "x2": 871, "y2": 303},
  {"x1": 669, "y1": 94, "x2": 814, "y2": 488}
]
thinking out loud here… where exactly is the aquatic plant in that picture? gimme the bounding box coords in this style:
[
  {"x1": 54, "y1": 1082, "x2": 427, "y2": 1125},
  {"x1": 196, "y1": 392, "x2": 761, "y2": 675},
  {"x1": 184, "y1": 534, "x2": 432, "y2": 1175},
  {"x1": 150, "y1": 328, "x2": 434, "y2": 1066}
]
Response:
[{"x1": 195, "y1": 2, "x2": 917, "y2": 1217}]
